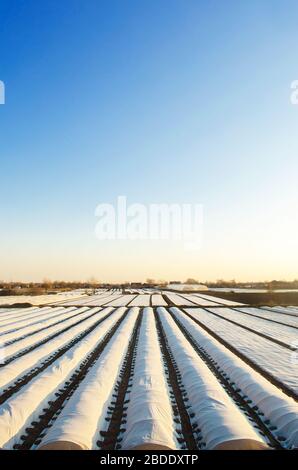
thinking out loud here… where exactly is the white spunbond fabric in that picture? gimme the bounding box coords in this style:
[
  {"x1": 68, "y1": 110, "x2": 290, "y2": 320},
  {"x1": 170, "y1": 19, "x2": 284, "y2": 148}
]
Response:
[
  {"x1": 0, "y1": 307, "x2": 110, "y2": 392},
  {"x1": 87, "y1": 295, "x2": 123, "y2": 306},
  {"x1": 171, "y1": 307, "x2": 298, "y2": 449},
  {"x1": 0, "y1": 307, "x2": 41, "y2": 322},
  {"x1": 236, "y1": 307, "x2": 298, "y2": 328},
  {"x1": 166, "y1": 294, "x2": 197, "y2": 306},
  {"x1": 105, "y1": 295, "x2": 136, "y2": 307},
  {"x1": 0, "y1": 307, "x2": 82, "y2": 343},
  {"x1": 0, "y1": 307, "x2": 73, "y2": 334},
  {"x1": 63, "y1": 293, "x2": 123, "y2": 308},
  {"x1": 121, "y1": 308, "x2": 178, "y2": 450},
  {"x1": 0, "y1": 293, "x2": 87, "y2": 308},
  {"x1": 157, "y1": 308, "x2": 266, "y2": 450},
  {"x1": 128, "y1": 295, "x2": 151, "y2": 307},
  {"x1": 0, "y1": 307, "x2": 127, "y2": 449},
  {"x1": 151, "y1": 295, "x2": 167, "y2": 307},
  {"x1": 185, "y1": 308, "x2": 298, "y2": 394},
  {"x1": 268, "y1": 306, "x2": 298, "y2": 317},
  {"x1": 0, "y1": 306, "x2": 59, "y2": 330},
  {"x1": 58, "y1": 293, "x2": 109, "y2": 307},
  {"x1": 3, "y1": 308, "x2": 93, "y2": 359},
  {"x1": 208, "y1": 307, "x2": 297, "y2": 347},
  {"x1": 180, "y1": 294, "x2": 221, "y2": 307},
  {"x1": 37, "y1": 308, "x2": 140, "y2": 450},
  {"x1": 193, "y1": 294, "x2": 242, "y2": 306}
]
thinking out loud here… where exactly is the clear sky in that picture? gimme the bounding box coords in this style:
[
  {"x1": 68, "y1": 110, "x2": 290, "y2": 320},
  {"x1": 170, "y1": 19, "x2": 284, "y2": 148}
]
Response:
[{"x1": 0, "y1": 0, "x2": 298, "y2": 283}]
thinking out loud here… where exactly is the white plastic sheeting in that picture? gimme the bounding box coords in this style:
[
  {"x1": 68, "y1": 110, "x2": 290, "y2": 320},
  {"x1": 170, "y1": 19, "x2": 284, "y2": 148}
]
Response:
[
  {"x1": 37, "y1": 308, "x2": 140, "y2": 450},
  {"x1": 171, "y1": 307, "x2": 298, "y2": 449},
  {"x1": 0, "y1": 307, "x2": 110, "y2": 391},
  {"x1": 185, "y1": 308, "x2": 298, "y2": 394},
  {"x1": 157, "y1": 308, "x2": 266, "y2": 450},
  {"x1": 0, "y1": 307, "x2": 127, "y2": 449},
  {"x1": 121, "y1": 308, "x2": 178, "y2": 450}
]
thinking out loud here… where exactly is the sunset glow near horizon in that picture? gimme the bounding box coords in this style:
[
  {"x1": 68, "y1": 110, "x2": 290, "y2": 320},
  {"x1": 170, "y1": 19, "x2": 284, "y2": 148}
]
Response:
[{"x1": 1, "y1": 1, "x2": 298, "y2": 283}]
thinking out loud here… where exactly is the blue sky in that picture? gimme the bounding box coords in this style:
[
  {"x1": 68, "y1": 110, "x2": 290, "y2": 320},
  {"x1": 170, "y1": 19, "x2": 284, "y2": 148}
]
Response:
[{"x1": 0, "y1": 0, "x2": 298, "y2": 282}]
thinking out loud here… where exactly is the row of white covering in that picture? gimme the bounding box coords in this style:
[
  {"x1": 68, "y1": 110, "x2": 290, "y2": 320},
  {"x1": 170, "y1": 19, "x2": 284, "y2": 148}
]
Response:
[
  {"x1": 0, "y1": 307, "x2": 110, "y2": 391},
  {"x1": 157, "y1": 307, "x2": 266, "y2": 450},
  {"x1": 2, "y1": 307, "x2": 94, "y2": 360},
  {"x1": 0, "y1": 306, "x2": 64, "y2": 330},
  {"x1": 0, "y1": 307, "x2": 127, "y2": 449},
  {"x1": 39, "y1": 308, "x2": 179, "y2": 450},
  {"x1": 59, "y1": 291, "x2": 121, "y2": 307},
  {"x1": 208, "y1": 307, "x2": 297, "y2": 347},
  {"x1": 37, "y1": 308, "x2": 140, "y2": 449},
  {"x1": 170, "y1": 307, "x2": 298, "y2": 449},
  {"x1": 0, "y1": 307, "x2": 85, "y2": 343},
  {"x1": 0, "y1": 306, "x2": 43, "y2": 319},
  {"x1": 235, "y1": 307, "x2": 298, "y2": 328},
  {"x1": 121, "y1": 307, "x2": 178, "y2": 449},
  {"x1": 185, "y1": 308, "x2": 298, "y2": 395}
]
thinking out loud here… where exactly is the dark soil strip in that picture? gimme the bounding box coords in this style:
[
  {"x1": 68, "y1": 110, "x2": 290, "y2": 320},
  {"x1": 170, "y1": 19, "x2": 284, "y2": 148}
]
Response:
[
  {"x1": 168, "y1": 310, "x2": 283, "y2": 449},
  {"x1": 178, "y1": 308, "x2": 298, "y2": 402},
  {"x1": 0, "y1": 309, "x2": 116, "y2": 406},
  {"x1": 203, "y1": 308, "x2": 295, "y2": 351},
  {"x1": 14, "y1": 309, "x2": 129, "y2": 450},
  {"x1": 154, "y1": 309, "x2": 198, "y2": 450},
  {"x1": 98, "y1": 310, "x2": 143, "y2": 450},
  {"x1": 159, "y1": 294, "x2": 169, "y2": 306},
  {"x1": 0, "y1": 309, "x2": 105, "y2": 367},
  {"x1": 2, "y1": 308, "x2": 93, "y2": 347}
]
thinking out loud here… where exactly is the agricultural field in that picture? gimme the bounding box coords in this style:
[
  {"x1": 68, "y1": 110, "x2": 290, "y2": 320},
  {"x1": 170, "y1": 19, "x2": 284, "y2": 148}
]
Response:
[{"x1": 0, "y1": 290, "x2": 297, "y2": 451}]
